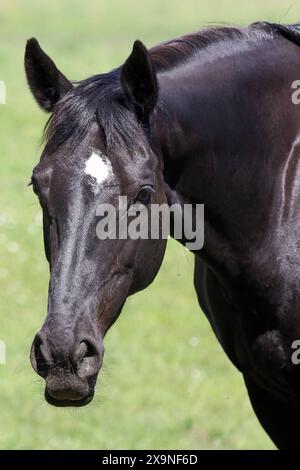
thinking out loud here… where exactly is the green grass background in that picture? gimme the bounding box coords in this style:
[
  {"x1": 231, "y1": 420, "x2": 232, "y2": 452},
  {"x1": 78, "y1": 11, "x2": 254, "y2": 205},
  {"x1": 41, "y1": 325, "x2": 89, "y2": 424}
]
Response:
[{"x1": 0, "y1": 0, "x2": 298, "y2": 450}]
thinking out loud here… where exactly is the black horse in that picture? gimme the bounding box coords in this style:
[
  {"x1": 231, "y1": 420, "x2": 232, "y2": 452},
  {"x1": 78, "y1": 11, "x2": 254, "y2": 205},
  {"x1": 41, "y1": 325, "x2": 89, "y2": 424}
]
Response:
[{"x1": 25, "y1": 21, "x2": 300, "y2": 449}]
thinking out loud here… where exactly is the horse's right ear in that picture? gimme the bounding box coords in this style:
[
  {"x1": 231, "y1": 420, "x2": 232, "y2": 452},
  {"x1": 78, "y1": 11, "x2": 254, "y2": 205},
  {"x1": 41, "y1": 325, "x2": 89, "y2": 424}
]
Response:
[{"x1": 24, "y1": 38, "x2": 73, "y2": 112}]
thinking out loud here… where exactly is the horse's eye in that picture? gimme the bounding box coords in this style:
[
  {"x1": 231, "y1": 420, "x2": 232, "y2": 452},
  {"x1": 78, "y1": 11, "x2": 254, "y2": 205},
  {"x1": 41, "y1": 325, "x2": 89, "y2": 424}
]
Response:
[{"x1": 135, "y1": 186, "x2": 153, "y2": 206}]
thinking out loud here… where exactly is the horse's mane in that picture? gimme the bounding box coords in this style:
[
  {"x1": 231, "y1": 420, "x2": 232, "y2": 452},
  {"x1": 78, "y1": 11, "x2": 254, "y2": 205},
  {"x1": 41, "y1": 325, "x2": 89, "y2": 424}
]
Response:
[
  {"x1": 150, "y1": 26, "x2": 247, "y2": 71},
  {"x1": 43, "y1": 22, "x2": 300, "y2": 152},
  {"x1": 150, "y1": 21, "x2": 300, "y2": 71}
]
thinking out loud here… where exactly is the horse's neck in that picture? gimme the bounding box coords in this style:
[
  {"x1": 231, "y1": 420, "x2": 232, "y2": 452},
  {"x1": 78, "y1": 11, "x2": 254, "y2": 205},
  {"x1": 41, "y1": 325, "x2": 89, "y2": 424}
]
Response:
[
  {"x1": 152, "y1": 75, "x2": 233, "y2": 274},
  {"x1": 152, "y1": 50, "x2": 300, "y2": 283}
]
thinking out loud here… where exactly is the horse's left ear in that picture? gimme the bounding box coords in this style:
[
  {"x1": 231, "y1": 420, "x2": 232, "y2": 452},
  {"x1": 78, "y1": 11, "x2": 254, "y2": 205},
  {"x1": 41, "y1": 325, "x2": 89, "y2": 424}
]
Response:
[
  {"x1": 121, "y1": 40, "x2": 158, "y2": 119},
  {"x1": 25, "y1": 38, "x2": 73, "y2": 112}
]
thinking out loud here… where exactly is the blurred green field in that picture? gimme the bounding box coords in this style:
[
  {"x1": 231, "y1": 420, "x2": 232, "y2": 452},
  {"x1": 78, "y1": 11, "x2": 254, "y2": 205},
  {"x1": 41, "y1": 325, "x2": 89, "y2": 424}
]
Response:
[{"x1": 0, "y1": 0, "x2": 298, "y2": 450}]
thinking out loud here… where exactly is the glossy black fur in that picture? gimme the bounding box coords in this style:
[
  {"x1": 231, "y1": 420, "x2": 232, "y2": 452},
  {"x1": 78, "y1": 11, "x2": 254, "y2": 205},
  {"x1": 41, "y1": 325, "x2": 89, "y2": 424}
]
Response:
[{"x1": 25, "y1": 22, "x2": 300, "y2": 448}]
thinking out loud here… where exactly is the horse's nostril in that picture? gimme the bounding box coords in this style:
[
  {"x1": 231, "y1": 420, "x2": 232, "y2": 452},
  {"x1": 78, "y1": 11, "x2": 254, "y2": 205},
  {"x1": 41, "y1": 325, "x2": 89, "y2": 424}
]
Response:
[
  {"x1": 75, "y1": 339, "x2": 98, "y2": 361},
  {"x1": 30, "y1": 333, "x2": 51, "y2": 378},
  {"x1": 30, "y1": 333, "x2": 103, "y2": 381},
  {"x1": 74, "y1": 341, "x2": 88, "y2": 363},
  {"x1": 75, "y1": 339, "x2": 102, "y2": 378}
]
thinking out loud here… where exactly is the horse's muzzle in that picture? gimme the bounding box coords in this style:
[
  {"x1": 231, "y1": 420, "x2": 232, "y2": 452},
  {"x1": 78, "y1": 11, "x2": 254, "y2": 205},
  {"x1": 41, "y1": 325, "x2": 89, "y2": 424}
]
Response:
[{"x1": 30, "y1": 331, "x2": 104, "y2": 406}]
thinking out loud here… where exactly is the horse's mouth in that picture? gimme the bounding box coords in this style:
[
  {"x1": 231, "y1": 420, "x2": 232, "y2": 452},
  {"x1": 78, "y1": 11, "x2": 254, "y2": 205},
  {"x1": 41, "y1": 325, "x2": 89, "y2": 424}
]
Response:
[{"x1": 44, "y1": 388, "x2": 94, "y2": 407}]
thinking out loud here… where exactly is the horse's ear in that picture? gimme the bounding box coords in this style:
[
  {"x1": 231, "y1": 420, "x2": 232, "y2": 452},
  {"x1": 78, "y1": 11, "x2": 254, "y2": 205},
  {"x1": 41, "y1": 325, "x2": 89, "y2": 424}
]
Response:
[
  {"x1": 24, "y1": 38, "x2": 73, "y2": 112},
  {"x1": 121, "y1": 40, "x2": 158, "y2": 119}
]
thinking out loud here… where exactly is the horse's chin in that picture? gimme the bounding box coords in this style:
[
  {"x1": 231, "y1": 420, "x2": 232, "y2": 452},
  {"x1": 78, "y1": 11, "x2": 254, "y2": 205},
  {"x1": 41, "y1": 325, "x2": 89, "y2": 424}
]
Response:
[{"x1": 44, "y1": 387, "x2": 94, "y2": 407}]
